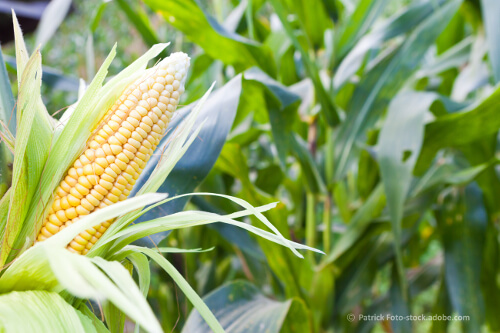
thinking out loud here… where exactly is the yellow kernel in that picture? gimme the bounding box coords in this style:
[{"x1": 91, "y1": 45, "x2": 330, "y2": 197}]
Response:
[
  {"x1": 123, "y1": 150, "x2": 135, "y2": 160},
  {"x1": 104, "y1": 167, "x2": 118, "y2": 179},
  {"x1": 102, "y1": 144, "x2": 112, "y2": 156},
  {"x1": 99, "y1": 179, "x2": 114, "y2": 191},
  {"x1": 74, "y1": 235, "x2": 88, "y2": 246},
  {"x1": 55, "y1": 210, "x2": 69, "y2": 223},
  {"x1": 142, "y1": 116, "x2": 154, "y2": 127},
  {"x1": 110, "y1": 114, "x2": 122, "y2": 123},
  {"x1": 130, "y1": 161, "x2": 140, "y2": 172},
  {"x1": 123, "y1": 172, "x2": 133, "y2": 183},
  {"x1": 101, "y1": 173, "x2": 114, "y2": 183},
  {"x1": 70, "y1": 187, "x2": 84, "y2": 200},
  {"x1": 114, "y1": 182, "x2": 126, "y2": 191},
  {"x1": 152, "y1": 124, "x2": 162, "y2": 134},
  {"x1": 140, "y1": 123, "x2": 151, "y2": 132},
  {"x1": 60, "y1": 181, "x2": 71, "y2": 193},
  {"x1": 41, "y1": 227, "x2": 54, "y2": 238},
  {"x1": 147, "y1": 97, "x2": 158, "y2": 106},
  {"x1": 107, "y1": 193, "x2": 119, "y2": 203},
  {"x1": 110, "y1": 187, "x2": 122, "y2": 197},
  {"x1": 68, "y1": 168, "x2": 78, "y2": 179},
  {"x1": 81, "y1": 199, "x2": 94, "y2": 211},
  {"x1": 136, "y1": 106, "x2": 148, "y2": 116},
  {"x1": 84, "y1": 149, "x2": 95, "y2": 161},
  {"x1": 109, "y1": 163, "x2": 121, "y2": 175},
  {"x1": 80, "y1": 230, "x2": 93, "y2": 240},
  {"x1": 78, "y1": 176, "x2": 92, "y2": 188},
  {"x1": 86, "y1": 194, "x2": 100, "y2": 207},
  {"x1": 94, "y1": 185, "x2": 108, "y2": 196},
  {"x1": 116, "y1": 175, "x2": 128, "y2": 186},
  {"x1": 123, "y1": 144, "x2": 137, "y2": 156},
  {"x1": 69, "y1": 240, "x2": 85, "y2": 251},
  {"x1": 76, "y1": 206, "x2": 90, "y2": 216},
  {"x1": 52, "y1": 199, "x2": 62, "y2": 212},
  {"x1": 115, "y1": 132, "x2": 128, "y2": 144},
  {"x1": 108, "y1": 136, "x2": 121, "y2": 146},
  {"x1": 102, "y1": 198, "x2": 114, "y2": 206},
  {"x1": 61, "y1": 197, "x2": 70, "y2": 210},
  {"x1": 83, "y1": 164, "x2": 94, "y2": 175},
  {"x1": 106, "y1": 155, "x2": 116, "y2": 164},
  {"x1": 49, "y1": 214, "x2": 62, "y2": 226},
  {"x1": 66, "y1": 207, "x2": 78, "y2": 220},
  {"x1": 90, "y1": 189, "x2": 104, "y2": 201},
  {"x1": 110, "y1": 145, "x2": 122, "y2": 155},
  {"x1": 45, "y1": 222, "x2": 60, "y2": 234},
  {"x1": 139, "y1": 146, "x2": 150, "y2": 155},
  {"x1": 135, "y1": 127, "x2": 147, "y2": 138},
  {"x1": 128, "y1": 138, "x2": 141, "y2": 149},
  {"x1": 165, "y1": 75, "x2": 174, "y2": 84},
  {"x1": 127, "y1": 116, "x2": 140, "y2": 127},
  {"x1": 89, "y1": 141, "x2": 99, "y2": 150},
  {"x1": 68, "y1": 194, "x2": 80, "y2": 207},
  {"x1": 108, "y1": 120, "x2": 120, "y2": 131},
  {"x1": 97, "y1": 129, "x2": 109, "y2": 140},
  {"x1": 118, "y1": 127, "x2": 132, "y2": 139},
  {"x1": 95, "y1": 157, "x2": 109, "y2": 168},
  {"x1": 124, "y1": 100, "x2": 135, "y2": 108},
  {"x1": 94, "y1": 135, "x2": 106, "y2": 144},
  {"x1": 117, "y1": 152, "x2": 130, "y2": 164},
  {"x1": 125, "y1": 165, "x2": 136, "y2": 177},
  {"x1": 122, "y1": 121, "x2": 135, "y2": 132},
  {"x1": 130, "y1": 110, "x2": 142, "y2": 120},
  {"x1": 136, "y1": 152, "x2": 147, "y2": 161}
]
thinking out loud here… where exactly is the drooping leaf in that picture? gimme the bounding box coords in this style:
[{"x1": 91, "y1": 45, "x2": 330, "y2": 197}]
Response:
[
  {"x1": 182, "y1": 280, "x2": 309, "y2": 333},
  {"x1": 144, "y1": 0, "x2": 276, "y2": 76}
]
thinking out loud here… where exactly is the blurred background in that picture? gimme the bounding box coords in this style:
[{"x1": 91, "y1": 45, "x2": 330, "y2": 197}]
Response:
[{"x1": 1, "y1": 0, "x2": 499, "y2": 332}]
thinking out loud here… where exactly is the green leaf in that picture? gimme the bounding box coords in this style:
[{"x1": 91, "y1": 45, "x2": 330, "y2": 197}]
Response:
[
  {"x1": 321, "y1": 184, "x2": 385, "y2": 268},
  {"x1": 377, "y1": 91, "x2": 437, "y2": 299},
  {"x1": 0, "y1": 49, "x2": 45, "y2": 266},
  {"x1": 334, "y1": 0, "x2": 445, "y2": 89},
  {"x1": 334, "y1": 0, "x2": 462, "y2": 179},
  {"x1": 438, "y1": 183, "x2": 486, "y2": 332},
  {"x1": 182, "y1": 280, "x2": 310, "y2": 333},
  {"x1": 35, "y1": 0, "x2": 73, "y2": 48},
  {"x1": 335, "y1": 0, "x2": 388, "y2": 63},
  {"x1": 0, "y1": 290, "x2": 93, "y2": 333},
  {"x1": 115, "y1": 0, "x2": 159, "y2": 47},
  {"x1": 268, "y1": 0, "x2": 339, "y2": 126},
  {"x1": 144, "y1": 0, "x2": 276, "y2": 76},
  {"x1": 129, "y1": 246, "x2": 225, "y2": 333},
  {"x1": 481, "y1": 0, "x2": 500, "y2": 83},
  {"x1": 0, "y1": 46, "x2": 14, "y2": 198},
  {"x1": 415, "y1": 84, "x2": 500, "y2": 174}
]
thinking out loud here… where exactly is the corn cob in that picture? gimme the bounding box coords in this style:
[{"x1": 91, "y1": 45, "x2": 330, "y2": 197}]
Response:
[{"x1": 37, "y1": 52, "x2": 190, "y2": 254}]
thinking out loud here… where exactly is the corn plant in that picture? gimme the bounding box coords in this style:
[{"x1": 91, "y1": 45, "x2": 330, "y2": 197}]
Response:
[{"x1": 0, "y1": 13, "x2": 320, "y2": 332}]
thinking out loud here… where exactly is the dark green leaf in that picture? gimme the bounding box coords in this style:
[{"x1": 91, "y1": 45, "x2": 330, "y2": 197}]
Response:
[
  {"x1": 182, "y1": 281, "x2": 308, "y2": 333},
  {"x1": 334, "y1": 0, "x2": 462, "y2": 179},
  {"x1": 133, "y1": 76, "x2": 242, "y2": 246}
]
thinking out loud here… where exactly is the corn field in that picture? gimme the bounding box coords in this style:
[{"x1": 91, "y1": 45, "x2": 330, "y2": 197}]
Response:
[{"x1": 0, "y1": 0, "x2": 499, "y2": 332}]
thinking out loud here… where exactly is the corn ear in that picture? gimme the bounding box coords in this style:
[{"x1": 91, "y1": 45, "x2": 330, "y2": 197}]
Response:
[{"x1": 37, "y1": 52, "x2": 190, "y2": 254}]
